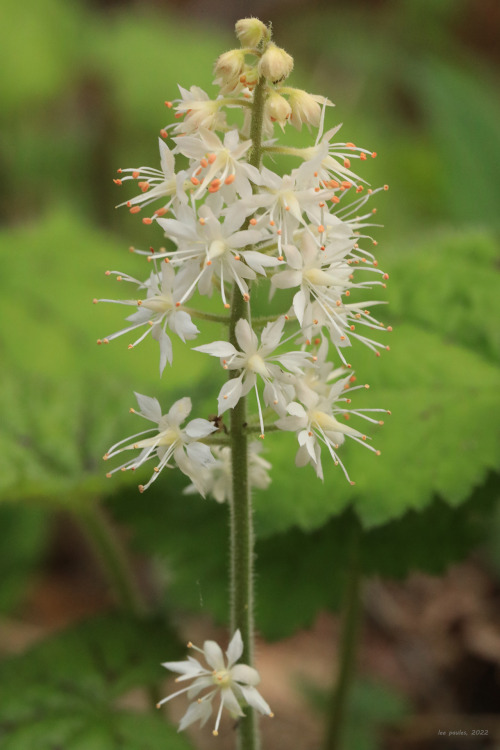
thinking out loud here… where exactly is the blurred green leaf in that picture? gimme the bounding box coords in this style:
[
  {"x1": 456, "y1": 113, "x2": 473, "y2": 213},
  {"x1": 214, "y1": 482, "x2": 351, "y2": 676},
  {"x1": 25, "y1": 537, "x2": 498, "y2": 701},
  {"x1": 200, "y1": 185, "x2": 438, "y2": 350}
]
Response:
[
  {"x1": 415, "y1": 61, "x2": 500, "y2": 226},
  {"x1": 0, "y1": 613, "x2": 191, "y2": 750},
  {"x1": 0, "y1": 0, "x2": 87, "y2": 113},
  {"x1": 110, "y1": 473, "x2": 497, "y2": 640}
]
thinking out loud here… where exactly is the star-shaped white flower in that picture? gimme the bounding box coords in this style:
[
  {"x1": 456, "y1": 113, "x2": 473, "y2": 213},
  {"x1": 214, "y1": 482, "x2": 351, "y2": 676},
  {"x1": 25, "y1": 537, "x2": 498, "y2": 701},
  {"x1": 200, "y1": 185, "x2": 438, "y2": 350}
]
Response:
[
  {"x1": 103, "y1": 394, "x2": 216, "y2": 494},
  {"x1": 194, "y1": 317, "x2": 310, "y2": 435},
  {"x1": 158, "y1": 630, "x2": 272, "y2": 736},
  {"x1": 114, "y1": 138, "x2": 187, "y2": 222},
  {"x1": 95, "y1": 262, "x2": 199, "y2": 374},
  {"x1": 276, "y1": 373, "x2": 385, "y2": 483},
  {"x1": 167, "y1": 85, "x2": 228, "y2": 135},
  {"x1": 155, "y1": 205, "x2": 275, "y2": 306},
  {"x1": 173, "y1": 128, "x2": 262, "y2": 200},
  {"x1": 184, "y1": 443, "x2": 272, "y2": 503}
]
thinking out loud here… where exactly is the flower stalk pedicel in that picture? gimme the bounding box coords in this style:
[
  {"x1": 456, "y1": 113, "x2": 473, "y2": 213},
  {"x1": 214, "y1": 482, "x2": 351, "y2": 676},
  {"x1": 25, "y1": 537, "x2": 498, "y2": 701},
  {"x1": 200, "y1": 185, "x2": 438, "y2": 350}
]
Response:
[{"x1": 98, "y1": 17, "x2": 389, "y2": 747}]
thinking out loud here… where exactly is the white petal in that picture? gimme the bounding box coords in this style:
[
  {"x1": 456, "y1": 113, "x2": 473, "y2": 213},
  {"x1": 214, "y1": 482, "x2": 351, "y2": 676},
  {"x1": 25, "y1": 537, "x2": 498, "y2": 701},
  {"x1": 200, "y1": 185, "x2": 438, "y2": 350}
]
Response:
[
  {"x1": 218, "y1": 376, "x2": 243, "y2": 414},
  {"x1": 221, "y1": 687, "x2": 245, "y2": 718},
  {"x1": 162, "y1": 656, "x2": 204, "y2": 676},
  {"x1": 238, "y1": 684, "x2": 272, "y2": 715},
  {"x1": 235, "y1": 318, "x2": 257, "y2": 353},
  {"x1": 271, "y1": 270, "x2": 302, "y2": 290},
  {"x1": 167, "y1": 397, "x2": 192, "y2": 425},
  {"x1": 178, "y1": 699, "x2": 213, "y2": 731},
  {"x1": 186, "y1": 441, "x2": 215, "y2": 466},
  {"x1": 260, "y1": 316, "x2": 285, "y2": 351},
  {"x1": 193, "y1": 341, "x2": 238, "y2": 358},
  {"x1": 226, "y1": 629, "x2": 243, "y2": 666},
  {"x1": 231, "y1": 664, "x2": 260, "y2": 686},
  {"x1": 293, "y1": 289, "x2": 307, "y2": 326},
  {"x1": 287, "y1": 401, "x2": 307, "y2": 418},
  {"x1": 204, "y1": 640, "x2": 225, "y2": 670},
  {"x1": 185, "y1": 418, "x2": 217, "y2": 439},
  {"x1": 134, "y1": 393, "x2": 162, "y2": 423}
]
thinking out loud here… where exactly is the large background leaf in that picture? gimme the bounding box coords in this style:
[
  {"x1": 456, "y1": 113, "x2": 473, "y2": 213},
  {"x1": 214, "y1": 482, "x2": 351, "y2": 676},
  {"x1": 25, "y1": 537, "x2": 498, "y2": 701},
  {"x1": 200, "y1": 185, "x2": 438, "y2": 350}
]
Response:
[{"x1": 0, "y1": 614, "x2": 192, "y2": 750}]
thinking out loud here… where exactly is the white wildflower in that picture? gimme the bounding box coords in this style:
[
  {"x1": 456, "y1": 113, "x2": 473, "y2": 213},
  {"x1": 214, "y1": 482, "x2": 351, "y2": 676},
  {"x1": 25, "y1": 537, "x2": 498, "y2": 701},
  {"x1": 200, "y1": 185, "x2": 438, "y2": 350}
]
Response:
[
  {"x1": 114, "y1": 138, "x2": 187, "y2": 222},
  {"x1": 184, "y1": 442, "x2": 272, "y2": 503},
  {"x1": 103, "y1": 394, "x2": 216, "y2": 494},
  {"x1": 173, "y1": 127, "x2": 261, "y2": 200},
  {"x1": 276, "y1": 373, "x2": 386, "y2": 483},
  {"x1": 194, "y1": 317, "x2": 310, "y2": 435},
  {"x1": 95, "y1": 262, "x2": 199, "y2": 374},
  {"x1": 158, "y1": 630, "x2": 272, "y2": 736}
]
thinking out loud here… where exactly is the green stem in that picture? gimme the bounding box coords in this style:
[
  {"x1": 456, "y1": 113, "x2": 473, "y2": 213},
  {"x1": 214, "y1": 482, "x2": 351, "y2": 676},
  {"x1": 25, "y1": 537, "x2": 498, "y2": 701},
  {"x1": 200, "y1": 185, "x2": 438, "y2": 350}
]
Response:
[
  {"x1": 324, "y1": 525, "x2": 362, "y2": 750},
  {"x1": 229, "y1": 73, "x2": 268, "y2": 750},
  {"x1": 181, "y1": 307, "x2": 230, "y2": 324},
  {"x1": 77, "y1": 502, "x2": 145, "y2": 617}
]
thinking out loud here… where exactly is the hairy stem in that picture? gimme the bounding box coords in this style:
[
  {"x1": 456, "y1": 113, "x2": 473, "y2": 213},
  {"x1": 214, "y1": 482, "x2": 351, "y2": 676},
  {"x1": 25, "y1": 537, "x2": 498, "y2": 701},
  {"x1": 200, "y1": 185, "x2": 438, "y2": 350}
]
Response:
[
  {"x1": 323, "y1": 524, "x2": 362, "y2": 750},
  {"x1": 229, "y1": 73, "x2": 268, "y2": 750}
]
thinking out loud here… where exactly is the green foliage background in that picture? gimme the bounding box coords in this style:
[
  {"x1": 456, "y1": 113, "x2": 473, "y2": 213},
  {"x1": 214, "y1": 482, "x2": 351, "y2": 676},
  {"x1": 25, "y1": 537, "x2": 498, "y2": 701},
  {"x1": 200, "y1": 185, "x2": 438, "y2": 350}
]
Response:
[{"x1": 1, "y1": 0, "x2": 499, "y2": 746}]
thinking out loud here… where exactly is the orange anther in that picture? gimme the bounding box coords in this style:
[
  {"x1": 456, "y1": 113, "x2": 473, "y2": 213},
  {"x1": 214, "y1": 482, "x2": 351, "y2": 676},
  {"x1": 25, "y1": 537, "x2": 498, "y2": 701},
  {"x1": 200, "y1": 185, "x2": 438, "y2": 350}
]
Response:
[
  {"x1": 341, "y1": 181, "x2": 352, "y2": 189},
  {"x1": 318, "y1": 224, "x2": 325, "y2": 233},
  {"x1": 384, "y1": 184, "x2": 389, "y2": 190},
  {"x1": 130, "y1": 206, "x2": 141, "y2": 214},
  {"x1": 199, "y1": 217, "x2": 206, "y2": 225},
  {"x1": 371, "y1": 152, "x2": 377, "y2": 158},
  {"x1": 200, "y1": 158, "x2": 208, "y2": 168},
  {"x1": 165, "y1": 101, "x2": 173, "y2": 108},
  {"x1": 113, "y1": 178, "x2": 122, "y2": 185},
  {"x1": 331, "y1": 196, "x2": 340, "y2": 204},
  {"x1": 360, "y1": 153, "x2": 366, "y2": 160},
  {"x1": 344, "y1": 158, "x2": 351, "y2": 168},
  {"x1": 250, "y1": 218, "x2": 257, "y2": 225},
  {"x1": 208, "y1": 153, "x2": 217, "y2": 164},
  {"x1": 346, "y1": 142, "x2": 356, "y2": 149},
  {"x1": 225, "y1": 174, "x2": 235, "y2": 185},
  {"x1": 142, "y1": 217, "x2": 153, "y2": 225},
  {"x1": 155, "y1": 208, "x2": 168, "y2": 217},
  {"x1": 160, "y1": 129, "x2": 168, "y2": 138},
  {"x1": 132, "y1": 170, "x2": 140, "y2": 179}
]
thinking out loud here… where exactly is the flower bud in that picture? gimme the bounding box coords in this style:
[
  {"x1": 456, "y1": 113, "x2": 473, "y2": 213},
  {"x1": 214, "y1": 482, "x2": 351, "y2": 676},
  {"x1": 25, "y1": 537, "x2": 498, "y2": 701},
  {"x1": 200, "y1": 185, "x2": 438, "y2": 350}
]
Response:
[
  {"x1": 258, "y1": 43, "x2": 294, "y2": 83},
  {"x1": 214, "y1": 49, "x2": 246, "y2": 83},
  {"x1": 235, "y1": 17, "x2": 269, "y2": 48},
  {"x1": 265, "y1": 91, "x2": 292, "y2": 128},
  {"x1": 286, "y1": 89, "x2": 332, "y2": 130}
]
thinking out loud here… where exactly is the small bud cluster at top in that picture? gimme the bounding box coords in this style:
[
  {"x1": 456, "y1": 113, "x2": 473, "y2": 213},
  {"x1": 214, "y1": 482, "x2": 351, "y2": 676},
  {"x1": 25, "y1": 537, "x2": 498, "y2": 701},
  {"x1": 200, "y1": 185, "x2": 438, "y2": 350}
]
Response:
[
  {"x1": 98, "y1": 20, "x2": 390, "y2": 513},
  {"x1": 97, "y1": 17, "x2": 391, "y2": 735}
]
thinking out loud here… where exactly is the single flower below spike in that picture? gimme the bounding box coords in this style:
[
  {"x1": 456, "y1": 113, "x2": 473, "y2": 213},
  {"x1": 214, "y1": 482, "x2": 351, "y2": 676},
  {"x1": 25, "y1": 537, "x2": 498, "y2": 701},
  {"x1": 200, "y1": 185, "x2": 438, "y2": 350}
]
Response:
[{"x1": 158, "y1": 629, "x2": 273, "y2": 736}]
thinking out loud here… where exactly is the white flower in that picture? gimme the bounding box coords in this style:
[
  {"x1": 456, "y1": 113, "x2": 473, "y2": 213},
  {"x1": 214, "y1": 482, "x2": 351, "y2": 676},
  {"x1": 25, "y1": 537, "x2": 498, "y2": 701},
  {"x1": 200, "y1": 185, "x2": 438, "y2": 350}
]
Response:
[
  {"x1": 276, "y1": 373, "x2": 386, "y2": 483},
  {"x1": 103, "y1": 394, "x2": 216, "y2": 494},
  {"x1": 271, "y1": 231, "x2": 389, "y2": 362},
  {"x1": 167, "y1": 85, "x2": 228, "y2": 135},
  {"x1": 194, "y1": 317, "x2": 310, "y2": 435},
  {"x1": 95, "y1": 262, "x2": 199, "y2": 374},
  {"x1": 155, "y1": 205, "x2": 274, "y2": 306},
  {"x1": 173, "y1": 127, "x2": 261, "y2": 200},
  {"x1": 184, "y1": 442, "x2": 272, "y2": 502},
  {"x1": 114, "y1": 138, "x2": 187, "y2": 222},
  {"x1": 158, "y1": 630, "x2": 272, "y2": 736}
]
